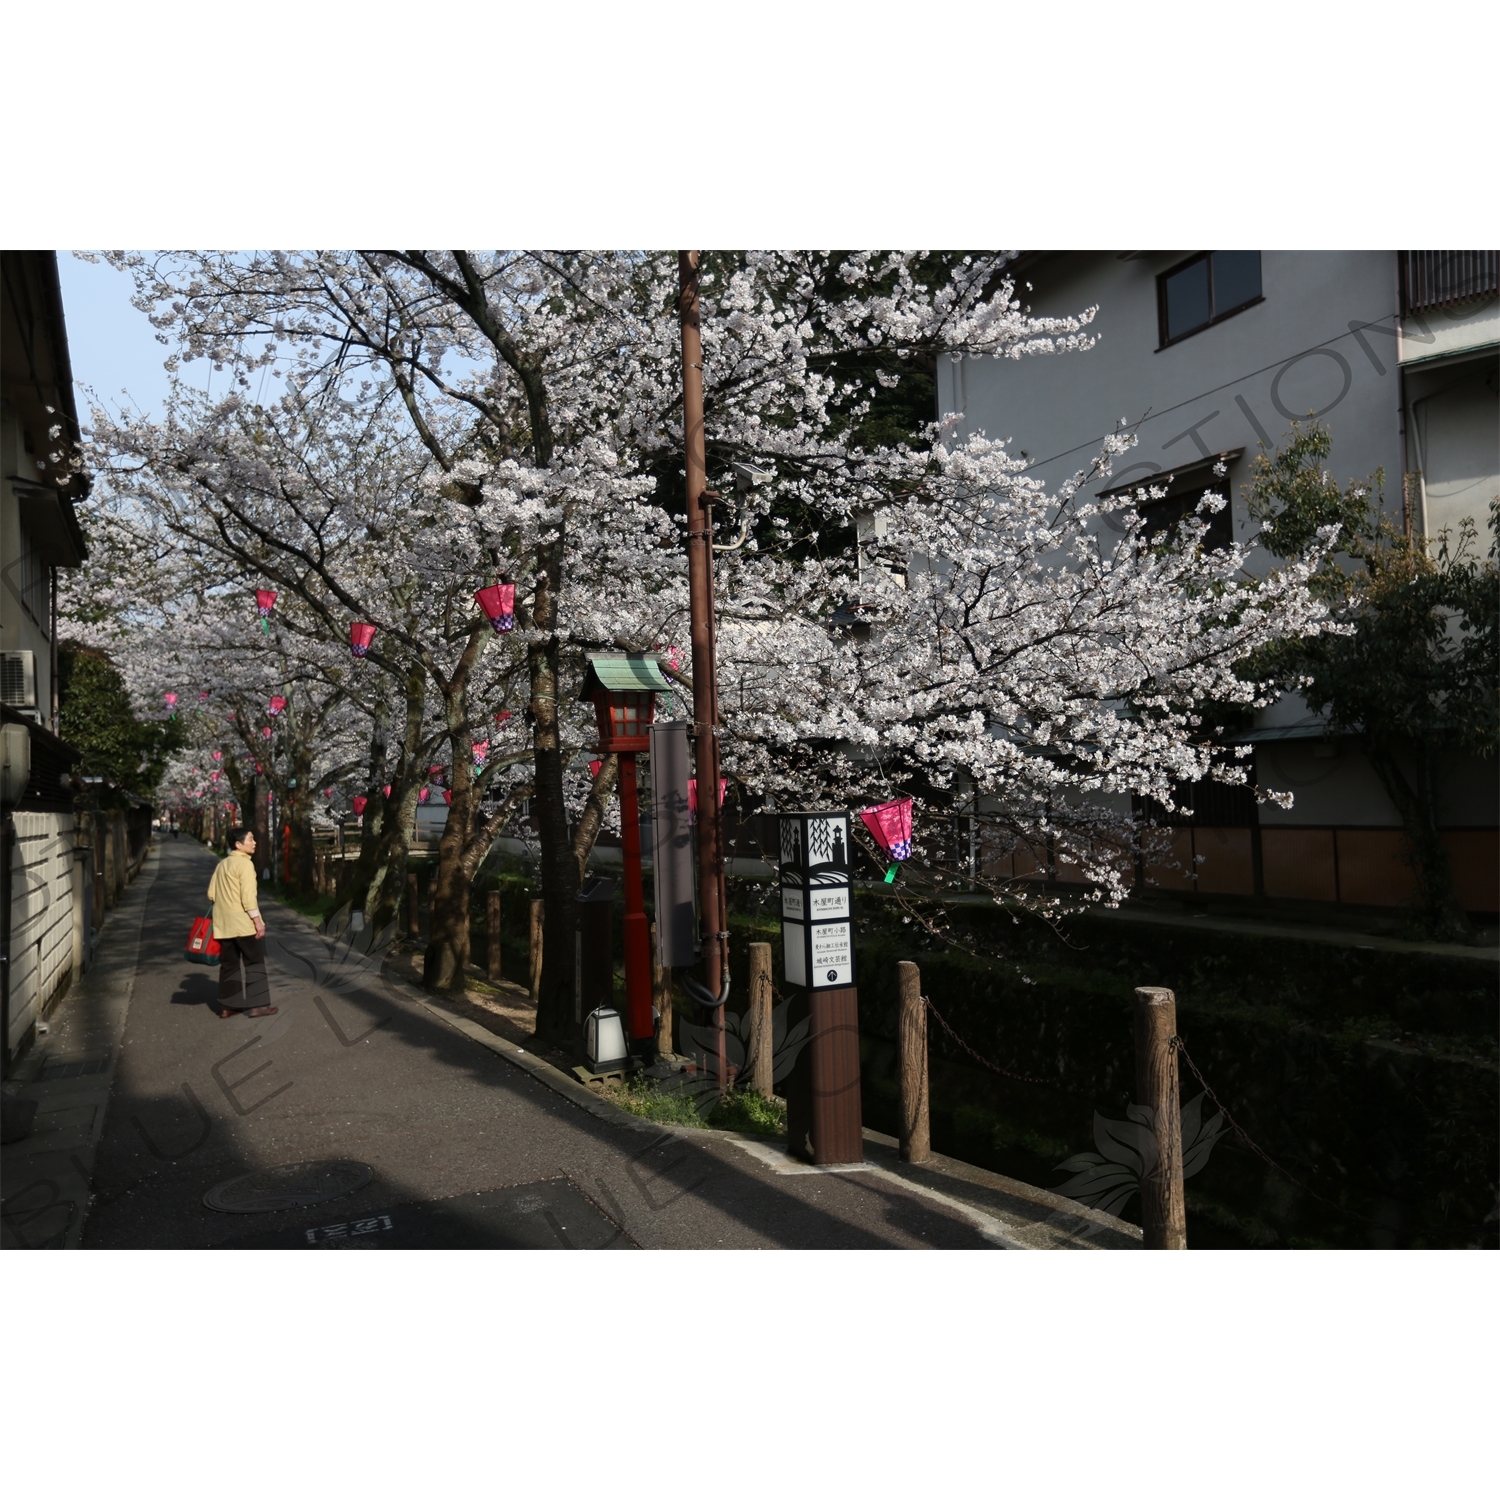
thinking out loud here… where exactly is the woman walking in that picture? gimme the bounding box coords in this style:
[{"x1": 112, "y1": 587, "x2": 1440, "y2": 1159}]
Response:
[{"x1": 208, "y1": 827, "x2": 277, "y2": 1018}]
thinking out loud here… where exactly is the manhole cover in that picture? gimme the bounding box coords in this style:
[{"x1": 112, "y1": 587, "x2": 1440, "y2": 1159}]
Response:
[{"x1": 203, "y1": 1160, "x2": 373, "y2": 1214}]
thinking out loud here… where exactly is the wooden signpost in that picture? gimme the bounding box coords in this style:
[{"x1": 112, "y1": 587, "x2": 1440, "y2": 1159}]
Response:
[{"x1": 779, "y1": 811, "x2": 862, "y2": 1165}]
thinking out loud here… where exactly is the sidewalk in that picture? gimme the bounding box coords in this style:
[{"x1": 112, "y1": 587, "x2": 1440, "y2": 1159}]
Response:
[{"x1": 5, "y1": 838, "x2": 1137, "y2": 1251}]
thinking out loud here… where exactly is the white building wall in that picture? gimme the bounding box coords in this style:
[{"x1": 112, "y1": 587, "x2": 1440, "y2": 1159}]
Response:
[
  {"x1": 937, "y1": 250, "x2": 1406, "y2": 551},
  {"x1": 7, "y1": 810, "x2": 77, "y2": 1054}
]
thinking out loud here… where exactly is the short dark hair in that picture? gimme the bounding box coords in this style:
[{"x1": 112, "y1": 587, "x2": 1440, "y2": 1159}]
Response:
[{"x1": 228, "y1": 826, "x2": 253, "y2": 850}]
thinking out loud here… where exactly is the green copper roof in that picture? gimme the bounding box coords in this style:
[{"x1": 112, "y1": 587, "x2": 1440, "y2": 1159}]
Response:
[{"x1": 578, "y1": 653, "x2": 672, "y2": 699}]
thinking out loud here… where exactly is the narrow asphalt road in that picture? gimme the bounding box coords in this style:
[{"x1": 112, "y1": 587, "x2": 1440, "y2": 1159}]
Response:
[{"x1": 79, "y1": 840, "x2": 1007, "y2": 1249}]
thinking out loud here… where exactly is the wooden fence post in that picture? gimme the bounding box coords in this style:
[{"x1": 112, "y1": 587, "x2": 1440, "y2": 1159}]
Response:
[
  {"x1": 487, "y1": 890, "x2": 503, "y2": 982},
  {"x1": 1134, "y1": 986, "x2": 1187, "y2": 1249},
  {"x1": 407, "y1": 874, "x2": 421, "y2": 939},
  {"x1": 529, "y1": 898, "x2": 544, "y2": 1008},
  {"x1": 652, "y1": 921, "x2": 674, "y2": 1058},
  {"x1": 748, "y1": 942, "x2": 774, "y2": 1100},
  {"x1": 897, "y1": 960, "x2": 931, "y2": 1163}
]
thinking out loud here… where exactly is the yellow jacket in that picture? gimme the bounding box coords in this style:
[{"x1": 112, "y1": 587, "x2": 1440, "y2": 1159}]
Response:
[{"x1": 208, "y1": 850, "x2": 261, "y2": 939}]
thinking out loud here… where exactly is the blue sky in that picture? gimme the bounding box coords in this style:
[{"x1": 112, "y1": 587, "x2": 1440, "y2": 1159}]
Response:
[{"x1": 57, "y1": 253, "x2": 289, "y2": 424}]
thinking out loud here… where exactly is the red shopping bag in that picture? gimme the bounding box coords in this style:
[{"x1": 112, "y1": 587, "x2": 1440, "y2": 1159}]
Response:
[{"x1": 185, "y1": 910, "x2": 221, "y2": 966}]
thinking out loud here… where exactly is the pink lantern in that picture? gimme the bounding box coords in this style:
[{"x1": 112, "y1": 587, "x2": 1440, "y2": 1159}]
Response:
[
  {"x1": 261, "y1": 726, "x2": 272, "y2": 739},
  {"x1": 198, "y1": 690, "x2": 210, "y2": 702},
  {"x1": 588, "y1": 759, "x2": 603, "y2": 778},
  {"x1": 324, "y1": 788, "x2": 334, "y2": 798},
  {"x1": 494, "y1": 709, "x2": 512, "y2": 725},
  {"x1": 474, "y1": 581, "x2": 516, "y2": 633},
  {"x1": 418, "y1": 787, "x2": 430, "y2": 803},
  {"x1": 860, "y1": 797, "x2": 914, "y2": 882},
  {"x1": 352, "y1": 795, "x2": 369, "y2": 816},
  {"x1": 350, "y1": 622, "x2": 378, "y2": 659},
  {"x1": 686, "y1": 777, "x2": 727, "y2": 822},
  {"x1": 210, "y1": 771, "x2": 220, "y2": 783},
  {"x1": 429, "y1": 764, "x2": 445, "y2": 782},
  {"x1": 211, "y1": 750, "x2": 222, "y2": 762},
  {"x1": 472, "y1": 740, "x2": 489, "y2": 767},
  {"x1": 268, "y1": 695, "x2": 287, "y2": 717},
  {"x1": 256, "y1": 588, "x2": 277, "y2": 620},
  {"x1": 382, "y1": 784, "x2": 392, "y2": 799},
  {"x1": 254, "y1": 763, "x2": 263, "y2": 774},
  {"x1": 163, "y1": 692, "x2": 178, "y2": 719},
  {"x1": 443, "y1": 790, "x2": 453, "y2": 806}
]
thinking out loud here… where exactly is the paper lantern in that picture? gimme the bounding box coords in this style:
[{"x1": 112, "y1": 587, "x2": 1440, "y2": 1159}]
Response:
[
  {"x1": 687, "y1": 777, "x2": 727, "y2": 821},
  {"x1": 494, "y1": 709, "x2": 512, "y2": 724},
  {"x1": 261, "y1": 726, "x2": 272, "y2": 739},
  {"x1": 268, "y1": 695, "x2": 287, "y2": 717},
  {"x1": 443, "y1": 790, "x2": 453, "y2": 806},
  {"x1": 860, "y1": 797, "x2": 914, "y2": 882},
  {"x1": 588, "y1": 759, "x2": 603, "y2": 778},
  {"x1": 163, "y1": 692, "x2": 177, "y2": 719},
  {"x1": 418, "y1": 786, "x2": 430, "y2": 803},
  {"x1": 198, "y1": 690, "x2": 210, "y2": 702},
  {"x1": 472, "y1": 740, "x2": 489, "y2": 767},
  {"x1": 212, "y1": 751, "x2": 222, "y2": 762},
  {"x1": 428, "y1": 764, "x2": 445, "y2": 782},
  {"x1": 352, "y1": 795, "x2": 368, "y2": 816},
  {"x1": 382, "y1": 783, "x2": 392, "y2": 798},
  {"x1": 254, "y1": 763, "x2": 263, "y2": 774},
  {"x1": 256, "y1": 589, "x2": 277, "y2": 633},
  {"x1": 324, "y1": 788, "x2": 334, "y2": 798},
  {"x1": 474, "y1": 581, "x2": 516, "y2": 633},
  {"x1": 350, "y1": 622, "x2": 377, "y2": 659},
  {"x1": 210, "y1": 771, "x2": 220, "y2": 783}
]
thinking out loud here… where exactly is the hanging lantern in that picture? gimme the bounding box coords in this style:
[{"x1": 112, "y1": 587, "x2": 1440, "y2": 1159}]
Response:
[
  {"x1": 687, "y1": 777, "x2": 728, "y2": 824},
  {"x1": 211, "y1": 750, "x2": 222, "y2": 762},
  {"x1": 443, "y1": 790, "x2": 453, "y2": 806},
  {"x1": 588, "y1": 759, "x2": 603, "y2": 779},
  {"x1": 472, "y1": 740, "x2": 489, "y2": 768},
  {"x1": 352, "y1": 795, "x2": 369, "y2": 817},
  {"x1": 428, "y1": 764, "x2": 445, "y2": 783},
  {"x1": 474, "y1": 581, "x2": 516, "y2": 634},
  {"x1": 578, "y1": 653, "x2": 670, "y2": 753},
  {"x1": 860, "y1": 797, "x2": 914, "y2": 883},
  {"x1": 198, "y1": 690, "x2": 210, "y2": 702},
  {"x1": 418, "y1": 787, "x2": 430, "y2": 804},
  {"x1": 163, "y1": 692, "x2": 178, "y2": 719},
  {"x1": 254, "y1": 763, "x2": 263, "y2": 774},
  {"x1": 324, "y1": 788, "x2": 334, "y2": 798},
  {"x1": 350, "y1": 622, "x2": 378, "y2": 659},
  {"x1": 382, "y1": 783, "x2": 392, "y2": 798},
  {"x1": 494, "y1": 709, "x2": 512, "y2": 725},
  {"x1": 261, "y1": 725, "x2": 272, "y2": 740},
  {"x1": 210, "y1": 771, "x2": 220, "y2": 783},
  {"x1": 256, "y1": 589, "x2": 277, "y2": 634},
  {"x1": 268, "y1": 695, "x2": 287, "y2": 717}
]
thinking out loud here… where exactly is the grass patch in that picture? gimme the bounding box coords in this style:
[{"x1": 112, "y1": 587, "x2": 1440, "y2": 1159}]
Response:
[
  {"x1": 601, "y1": 1075, "x2": 787, "y2": 1137},
  {"x1": 274, "y1": 890, "x2": 343, "y2": 925}
]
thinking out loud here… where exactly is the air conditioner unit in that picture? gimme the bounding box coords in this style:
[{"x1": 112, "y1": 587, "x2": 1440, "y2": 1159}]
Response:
[{"x1": 0, "y1": 651, "x2": 38, "y2": 709}]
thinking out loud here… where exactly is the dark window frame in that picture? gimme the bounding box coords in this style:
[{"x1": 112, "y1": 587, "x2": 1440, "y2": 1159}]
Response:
[{"x1": 1156, "y1": 251, "x2": 1264, "y2": 349}]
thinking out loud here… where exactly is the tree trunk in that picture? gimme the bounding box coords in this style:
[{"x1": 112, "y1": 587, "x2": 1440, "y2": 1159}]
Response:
[
  {"x1": 528, "y1": 563, "x2": 581, "y2": 1042},
  {"x1": 1364, "y1": 737, "x2": 1469, "y2": 940},
  {"x1": 424, "y1": 774, "x2": 475, "y2": 990}
]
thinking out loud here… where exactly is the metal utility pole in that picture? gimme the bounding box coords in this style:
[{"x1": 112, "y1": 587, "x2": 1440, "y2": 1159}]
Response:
[{"x1": 679, "y1": 251, "x2": 729, "y2": 1092}]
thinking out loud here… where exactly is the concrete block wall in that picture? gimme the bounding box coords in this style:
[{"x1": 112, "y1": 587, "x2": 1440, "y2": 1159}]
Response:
[{"x1": 7, "y1": 810, "x2": 77, "y2": 1054}]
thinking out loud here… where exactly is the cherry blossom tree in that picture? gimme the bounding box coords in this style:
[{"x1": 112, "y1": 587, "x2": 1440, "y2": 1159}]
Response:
[{"x1": 81, "y1": 251, "x2": 1338, "y2": 1038}]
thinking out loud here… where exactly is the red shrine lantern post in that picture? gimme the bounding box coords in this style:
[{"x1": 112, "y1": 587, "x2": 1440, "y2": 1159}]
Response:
[{"x1": 580, "y1": 653, "x2": 671, "y2": 1059}]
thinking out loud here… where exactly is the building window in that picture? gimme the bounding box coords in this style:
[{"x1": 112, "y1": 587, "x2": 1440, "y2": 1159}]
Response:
[
  {"x1": 1157, "y1": 252, "x2": 1263, "y2": 347},
  {"x1": 17, "y1": 525, "x2": 48, "y2": 626}
]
